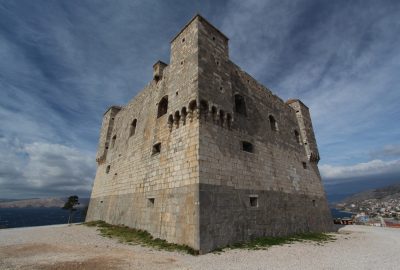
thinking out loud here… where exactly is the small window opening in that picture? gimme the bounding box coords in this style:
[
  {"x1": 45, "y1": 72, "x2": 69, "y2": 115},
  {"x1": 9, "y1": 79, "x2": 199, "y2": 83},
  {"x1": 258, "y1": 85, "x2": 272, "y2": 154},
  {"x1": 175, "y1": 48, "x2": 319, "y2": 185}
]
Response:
[
  {"x1": 211, "y1": 106, "x2": 217, "y2": 121},
  {"x1": 130, "y1": 119, "x2": 137, "y2": 137},
  {"x1": 181, "y1": 107, "x2": 187, "y2": 125},
  {"x1": 189, "y1": 100, "x2": 197, "y2": 112},
  {"x1": 100, "y1": 200, "x2": 103, "y2": 203},
  {"x1": 168, "y1": 114, "x2": 173, "y2": 130},
  {"x1": 242, "y1": 141, "x2": 253, "y2": 153},
  {"x1": 294, "y1": 130, "x2": 300, "y2": 144},
  {"x1": 200, "y1": 100, "x2": 209, "y2": 115},
  {"x1": 219, "y1": 110, "x2": 225, "y2": 126},
  {"x1": 302, "y1": 162, "x2": 307, "y2": 169},
  {"x1": 269, "y1": 115, "x2": 278, "y2": 131},
  {"x1": 106, "y1": 165, "x2": 110, "y2": 174},
  {"x1": 148, "y1": 198, "x2": 155, "y2": 207},
  {"x1": 249, "y1": 196, "x2": 258, "y2": 207},
  {"x1": 226, "y1": 113, "x2": 232, "y2": 128},
  {"x1": 111, "y1": 135, "x2": 117, "y2": 148},
  {"x1": 152, "y1": 143, "x2": 161, "y2": 155},
  {"x1": 212, "y1": 36, "x2": 216, "y2": 41},
  {"x1": 182, "y1": 38, "x2": 185, "y2": 42},
  {"x1": 105, "y1": 142, "x2": 109, "y2": 150},
  {"x1": 174, "y1": 111, "x2": 181, "y2": 127},
  {"x1": 180, "y1": 61, "x2": 184, "y2": 65},
  {"x1": 157, "y1": 96, "x2": 168, "y2": 118},
  {"x1": 312, "y1": 200, "x2": 316, "y2": 207},
  {"x1": 175, "y1": 91, "x2": 179, "y2": 96},
  {"x1": 234, "y1": 94, "x2": 247, "y2": 115}
]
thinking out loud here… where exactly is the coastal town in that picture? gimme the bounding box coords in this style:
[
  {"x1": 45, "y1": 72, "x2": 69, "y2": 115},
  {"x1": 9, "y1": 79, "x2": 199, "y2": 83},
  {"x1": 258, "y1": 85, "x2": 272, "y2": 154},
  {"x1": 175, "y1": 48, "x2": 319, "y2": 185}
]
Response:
[{"x1": 334, "y1": 184, "x2": 400, "y2": 227}]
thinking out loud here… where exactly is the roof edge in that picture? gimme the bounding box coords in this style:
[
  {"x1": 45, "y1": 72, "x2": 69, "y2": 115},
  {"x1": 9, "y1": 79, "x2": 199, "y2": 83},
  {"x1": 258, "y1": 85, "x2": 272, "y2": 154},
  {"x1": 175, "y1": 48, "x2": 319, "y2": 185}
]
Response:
[
  {"x1": 103, "y1": 105, "x2": 122, "y2": 115},
  {"x1": 170, "y1": 14, "x2": 229, "y2": 43}
]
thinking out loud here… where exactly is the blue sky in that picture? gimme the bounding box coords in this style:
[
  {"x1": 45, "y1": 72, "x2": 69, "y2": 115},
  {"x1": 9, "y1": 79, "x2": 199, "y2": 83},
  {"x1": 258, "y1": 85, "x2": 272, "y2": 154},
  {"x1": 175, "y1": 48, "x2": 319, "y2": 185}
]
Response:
[{"x1": 0, "y1": 0, "x2": 399, "y2": 200}]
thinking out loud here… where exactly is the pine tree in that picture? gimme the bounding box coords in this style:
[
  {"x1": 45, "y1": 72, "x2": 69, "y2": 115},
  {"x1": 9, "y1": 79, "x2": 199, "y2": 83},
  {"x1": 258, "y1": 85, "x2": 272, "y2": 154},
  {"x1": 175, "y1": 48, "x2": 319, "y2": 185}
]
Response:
[{"x1": 62, "y1": 195, "x2": 80, "y2": 224}]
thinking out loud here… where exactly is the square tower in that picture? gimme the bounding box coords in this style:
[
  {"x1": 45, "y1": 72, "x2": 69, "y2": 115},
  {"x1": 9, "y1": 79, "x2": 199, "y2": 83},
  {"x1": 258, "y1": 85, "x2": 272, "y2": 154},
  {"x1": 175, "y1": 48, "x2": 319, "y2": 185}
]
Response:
[{"x1": 86, "y1": 15, "x2": 333, "y2": 253}]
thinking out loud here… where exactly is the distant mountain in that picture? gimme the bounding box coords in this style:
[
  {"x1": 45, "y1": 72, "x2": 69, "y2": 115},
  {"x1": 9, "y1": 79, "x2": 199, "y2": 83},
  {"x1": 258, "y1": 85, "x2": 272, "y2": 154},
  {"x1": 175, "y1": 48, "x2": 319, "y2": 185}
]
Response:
[
  {"x1": 324, "y1": 174, "x2": 400, "y2": 203},
  {"x1": 340, "y1": 183, "x2": 400, "y2": 204},
  {"x1": 0, "y1": 197, "x2": 90, "y2": 208}
]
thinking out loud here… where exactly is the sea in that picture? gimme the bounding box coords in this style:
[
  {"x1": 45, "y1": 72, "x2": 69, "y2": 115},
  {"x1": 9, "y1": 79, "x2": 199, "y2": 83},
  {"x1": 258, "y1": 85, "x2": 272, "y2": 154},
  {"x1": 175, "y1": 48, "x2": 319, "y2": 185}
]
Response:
[
  {"x1": 0, "y1": 207, "x2": 350, "y2": 229},
  {"x1": 0, "y1": 207, "x2": 86, "y2": 229},
  {"x1": 330, "y1": 208, "x2": 353, "y2": 219}
]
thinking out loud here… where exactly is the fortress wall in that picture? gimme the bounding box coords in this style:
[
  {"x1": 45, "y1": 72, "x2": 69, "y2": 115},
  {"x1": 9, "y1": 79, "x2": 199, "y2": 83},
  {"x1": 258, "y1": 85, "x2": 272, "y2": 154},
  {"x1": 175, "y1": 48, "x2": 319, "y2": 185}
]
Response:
[
  {"x1": 198, "y1": 120, "x2": 332, "y2": 252},
  {"x1": 87, "y1": 92, "x2": 201, "y2": 248},
  {"x1": 86, "y1": 17, "x2": 203, "y2": 249},
  {"x1": 87, "y1": 15, "x2": 333, "y2": 253},
  {"x1": 195, "y1": 17, "x2": 332, "y2": 252}
]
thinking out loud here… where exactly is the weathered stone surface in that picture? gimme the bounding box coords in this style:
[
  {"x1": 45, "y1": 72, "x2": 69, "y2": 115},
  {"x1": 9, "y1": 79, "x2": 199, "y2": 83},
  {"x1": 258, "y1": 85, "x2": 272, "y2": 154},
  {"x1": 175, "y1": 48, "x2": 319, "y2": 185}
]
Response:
[{"x1": 86, "y1": 14, "x2": 333, "y2": 253}]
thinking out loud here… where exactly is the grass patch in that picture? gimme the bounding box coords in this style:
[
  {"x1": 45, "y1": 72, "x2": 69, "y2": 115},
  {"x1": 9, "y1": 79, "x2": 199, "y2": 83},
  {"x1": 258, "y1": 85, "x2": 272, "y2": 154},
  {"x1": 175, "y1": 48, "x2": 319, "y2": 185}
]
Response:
[
  {"x1": 85, "y1": 221, "x2": 335, "y2": 254},
  {"x1": 84, "y1": 220, "x2": 199, "y2": 255},
  {"x1": 226, "y1": 232, "x2": 336, "y2": 251}
]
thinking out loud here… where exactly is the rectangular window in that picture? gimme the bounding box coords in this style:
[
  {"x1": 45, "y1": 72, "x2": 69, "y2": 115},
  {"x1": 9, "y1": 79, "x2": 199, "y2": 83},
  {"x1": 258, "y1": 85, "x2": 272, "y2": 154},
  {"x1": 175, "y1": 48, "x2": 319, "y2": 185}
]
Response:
[
  {"x1": 242, "y1": 141, "x2": 253, "y2": 153},
  {"x1": 249, "y1": 196, "x2": 258, "y2": 207},
  {"x1": 148, "y1": 198, "x2": 155, "y2": 207},
  {"x1": 152, "y1": 143, "x2": 161, "y2": 155},
  {"x1": 302, "y1": 162, "x2": 307, "y2": 169}
]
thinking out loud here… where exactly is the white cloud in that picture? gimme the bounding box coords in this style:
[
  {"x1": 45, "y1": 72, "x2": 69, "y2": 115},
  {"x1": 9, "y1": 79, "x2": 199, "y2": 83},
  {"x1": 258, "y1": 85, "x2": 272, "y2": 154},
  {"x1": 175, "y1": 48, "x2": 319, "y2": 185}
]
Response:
[
  {"x1": 23, "y1": 142, "x2": 94, "y2": 188},
  {"x1": 320, "y1": 159, "x2": 400, "y2": 179},
  {"x1": 0, "y1": 139, "x2": 95, "y2": 198},
  {"x1": 220, "y1": 0, "x2": 400, "y2": 167}
]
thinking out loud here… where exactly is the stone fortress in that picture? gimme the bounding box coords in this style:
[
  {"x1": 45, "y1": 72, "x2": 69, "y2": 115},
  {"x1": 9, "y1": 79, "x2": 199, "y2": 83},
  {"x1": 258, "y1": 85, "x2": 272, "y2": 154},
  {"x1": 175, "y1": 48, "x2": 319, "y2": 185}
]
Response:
[{"x1": 86, "y1": 15, "x2": 333, "y2": 253}]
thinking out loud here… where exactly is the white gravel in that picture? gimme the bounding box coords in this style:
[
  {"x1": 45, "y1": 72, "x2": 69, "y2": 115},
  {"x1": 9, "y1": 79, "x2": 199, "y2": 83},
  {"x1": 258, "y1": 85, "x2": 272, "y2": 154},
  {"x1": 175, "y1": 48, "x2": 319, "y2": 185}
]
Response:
[{"x1": 1, "y1": 224, "x2": 399, "y2": 270}]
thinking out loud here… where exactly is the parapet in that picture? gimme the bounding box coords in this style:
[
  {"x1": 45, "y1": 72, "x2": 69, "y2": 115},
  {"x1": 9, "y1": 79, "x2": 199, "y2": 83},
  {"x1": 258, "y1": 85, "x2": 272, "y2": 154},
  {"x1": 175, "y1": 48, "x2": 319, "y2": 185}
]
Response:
[{"x1": 170, "y1": 14, "x2": 229, "y2": 44}]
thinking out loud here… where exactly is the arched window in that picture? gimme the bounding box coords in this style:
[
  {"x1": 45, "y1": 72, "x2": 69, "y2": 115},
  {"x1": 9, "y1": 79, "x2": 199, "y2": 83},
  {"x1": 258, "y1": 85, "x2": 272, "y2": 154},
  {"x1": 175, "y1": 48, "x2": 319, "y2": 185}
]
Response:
[
  {"x1": 111, "y1": 135, "x2": 117, "y2": 148},
  {"x1": 157, "y1": 96, "x2": 168, "y2": 118},
  {"x1": 269, "y1": 115, "x2": 278, "y2": 131},
  {"x1": 234, "y1": 94, "x2": 247, "y2": 115},
  {"x1": 294, "y1": 130, "x2": 300, "y2": 144},
  {"x1": 106, "y1": 165, "x2": 111, "y2": 174},
  {"x1": 129, "y1": 119, "x2": 137, "y2": 137}
]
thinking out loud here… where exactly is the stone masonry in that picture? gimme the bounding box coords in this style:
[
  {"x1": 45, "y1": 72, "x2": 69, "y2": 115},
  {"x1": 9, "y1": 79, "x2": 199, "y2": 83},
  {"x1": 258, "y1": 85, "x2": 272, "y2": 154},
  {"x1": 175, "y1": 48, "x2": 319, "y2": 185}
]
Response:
[{"x1": 86, "y1": 15, "x2": 333, "y2": 253}]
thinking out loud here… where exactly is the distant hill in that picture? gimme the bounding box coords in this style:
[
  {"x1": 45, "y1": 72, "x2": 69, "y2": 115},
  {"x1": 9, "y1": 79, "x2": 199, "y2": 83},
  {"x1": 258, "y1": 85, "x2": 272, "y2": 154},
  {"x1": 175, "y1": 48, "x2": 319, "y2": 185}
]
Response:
[
  {"x1": 0, "y1": 197, "x2": 90, "y2": 208},
  {"x1": 340, "y1": 183, "x2": 400, "y2": 204}
]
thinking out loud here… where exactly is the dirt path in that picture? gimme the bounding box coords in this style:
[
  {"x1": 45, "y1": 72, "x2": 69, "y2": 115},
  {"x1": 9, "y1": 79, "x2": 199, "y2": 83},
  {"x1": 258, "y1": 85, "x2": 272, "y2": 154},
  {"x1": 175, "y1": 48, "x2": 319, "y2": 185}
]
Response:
[{"x1": 1, "y1": 224, "x2": 399, "y2": 269}]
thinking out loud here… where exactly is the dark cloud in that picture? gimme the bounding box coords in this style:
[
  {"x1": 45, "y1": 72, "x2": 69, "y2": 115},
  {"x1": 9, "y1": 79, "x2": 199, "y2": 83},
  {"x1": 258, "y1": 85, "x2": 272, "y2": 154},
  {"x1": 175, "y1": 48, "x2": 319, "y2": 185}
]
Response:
[{"x1": 0, "y1": 0, "x2": 400, "y2": 198}]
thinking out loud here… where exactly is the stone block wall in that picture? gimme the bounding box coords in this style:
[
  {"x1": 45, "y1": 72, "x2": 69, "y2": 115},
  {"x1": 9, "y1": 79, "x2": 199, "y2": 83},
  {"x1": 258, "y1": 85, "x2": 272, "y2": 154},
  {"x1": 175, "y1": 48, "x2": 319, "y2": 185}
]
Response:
[
  {"x1": 86, "y1": 16, "x2": 203, "y2": 249},
  {"x1": 87, "y1": 14, "x2": 333, "y2": 254}
]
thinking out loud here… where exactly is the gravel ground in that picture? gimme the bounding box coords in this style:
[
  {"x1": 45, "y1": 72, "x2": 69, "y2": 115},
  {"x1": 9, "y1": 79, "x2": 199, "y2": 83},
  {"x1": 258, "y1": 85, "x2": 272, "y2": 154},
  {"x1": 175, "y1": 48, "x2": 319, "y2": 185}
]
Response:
[{"x1": 0, "y1": 224, "x2": 399, "y2": 270}]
